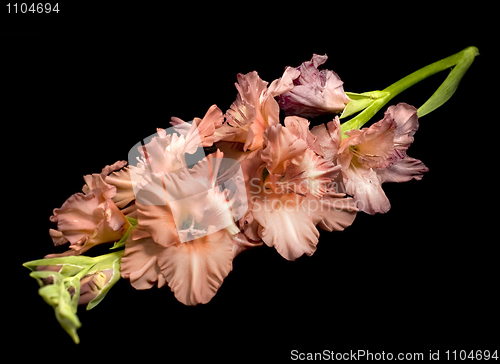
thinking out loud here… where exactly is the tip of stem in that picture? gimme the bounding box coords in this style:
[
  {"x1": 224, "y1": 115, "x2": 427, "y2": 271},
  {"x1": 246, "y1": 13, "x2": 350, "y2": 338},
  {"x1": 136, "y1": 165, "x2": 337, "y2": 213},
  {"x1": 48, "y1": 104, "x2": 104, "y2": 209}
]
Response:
[{"x1": 466, "y1": 46, "x2": 480, "y2": 57}]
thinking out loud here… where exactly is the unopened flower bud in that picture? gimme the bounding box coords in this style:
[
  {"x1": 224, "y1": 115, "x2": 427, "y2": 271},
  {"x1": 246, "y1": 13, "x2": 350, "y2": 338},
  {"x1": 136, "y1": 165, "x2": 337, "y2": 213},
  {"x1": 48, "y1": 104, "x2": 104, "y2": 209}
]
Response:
[
  {"x1": 277, "y1": 54, "x2": 350, "y2": 118},
  {"x1": 78, "y1": 269, "x2": 114, "y2": 305}
]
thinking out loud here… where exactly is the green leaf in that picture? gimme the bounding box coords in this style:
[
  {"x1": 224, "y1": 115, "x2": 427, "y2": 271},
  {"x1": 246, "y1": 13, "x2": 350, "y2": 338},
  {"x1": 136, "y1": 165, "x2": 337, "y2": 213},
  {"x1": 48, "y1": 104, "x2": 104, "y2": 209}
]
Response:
[
  {"x1": 23, "y1": 256, "x2": 96, "y2": 272},
  {"x1": 417, "y1": 46, "x2": 479, "y2": 117},
  {"x1": 54, "y1": 285, "x2": 81, "y2": 343},
  {"x1": 55, "y1": 296, "x2": 81, "y2": 344}
]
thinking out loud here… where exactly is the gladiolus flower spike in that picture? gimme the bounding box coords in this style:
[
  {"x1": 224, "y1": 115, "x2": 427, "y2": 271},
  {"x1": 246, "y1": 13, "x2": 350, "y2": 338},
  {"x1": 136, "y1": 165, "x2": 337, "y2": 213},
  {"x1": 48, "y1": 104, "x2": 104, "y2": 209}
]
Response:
[{"x1": 23, "y1": 46, "x2": 478, "y2": 343}]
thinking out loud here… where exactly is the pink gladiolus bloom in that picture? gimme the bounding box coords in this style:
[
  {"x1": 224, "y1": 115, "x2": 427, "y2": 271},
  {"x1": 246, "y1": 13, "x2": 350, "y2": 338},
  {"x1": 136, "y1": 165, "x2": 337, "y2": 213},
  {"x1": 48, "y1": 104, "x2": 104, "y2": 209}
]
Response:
[
  {"x1": 337, "y1": 103, "x2": 429, "y2": 214},
  {"x1": 277, "y1": 54, "x2": 350, "y2": 118},
  {"x1": 215, "y1": 67, "x2": 300, "y2": 151},
  {"x1": 49, "y1": 161, "x2": 131, "y2": 254},
  {"x1": 122, "y1": 149, "x2": 246, "y2": 305},
  {"x1": 241, "y1": 118, "x2": 357, "y2": 261}
]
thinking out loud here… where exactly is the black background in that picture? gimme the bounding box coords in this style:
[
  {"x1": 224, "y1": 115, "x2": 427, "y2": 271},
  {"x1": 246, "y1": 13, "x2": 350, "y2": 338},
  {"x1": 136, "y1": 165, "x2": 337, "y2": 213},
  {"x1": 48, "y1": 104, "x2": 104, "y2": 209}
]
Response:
[{"x1": 3, "y1": 3, "x2": 497, "y2": 361}]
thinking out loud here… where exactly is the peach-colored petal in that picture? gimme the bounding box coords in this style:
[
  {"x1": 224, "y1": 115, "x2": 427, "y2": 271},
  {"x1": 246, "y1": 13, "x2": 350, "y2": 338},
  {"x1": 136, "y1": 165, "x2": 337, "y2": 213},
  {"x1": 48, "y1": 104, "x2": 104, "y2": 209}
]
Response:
[
  {"x1": 136, "y1": 127, "x2": 203, "y2": 176},
  {"x1": 245, "y1": 116, "x2": 268, "y2": 151},
  {"x1": 81, "y1": 160, "x2": 128, "y2": 196},
  {"x1": 253, "y1": 192, "x2": 319, "y2": 261},
  {"x1": 138, "y1": 128, "x2": 177, "y2": 174},
  {"x1": 377, "y1": 157, "x2": 429, "y2": 183},
  {"x1": 50, "y1": 187, "x2": 130, "y2": 254},
  {"x1": 278, "y1": 148, "x2": 340, "y2": 198},
  {"x1": 343, "y1": 164, "x2": 390, "y2": 215},
  {"x1": 158, "y1": 227, "x2": 234, "y2": 305},
  {"x1": 193, "y1": 104, "x2": 224, "y2": 147},
  {"x1": 284, "y1": 116, "x2": 324, "y2": 156},
  {"x1": 267, "y1": 66, "x2": 300, "y2": 97},
  {"x1": 261, "y1": 124, "x2": 307, "y2": 175},
  {"x1": 238, "y1": 155, "x2": 266, "y2": 241},
  {"x1": 222, "y1": 68, "x2": 299, "y2": 151},
  {"x1": 213, "y1": 122, "x2": 251, "y2": 145},
  {"x1": 171, "y1": 104, "x2": 224, "y2": 149},
  {"x1": 99, "y1": 160, "x2": 128, "y2": 179},
  {"x1": 310, "y1": 117, "x2": 341, "y2": 163},
  {"x1": 386, "y1": 103, "x2": 419, "y2": 151},
  {"x1": 104, "y1": 166, "x2": 136, "y2": 209},
  {"x1": 238, "y1": 209, "x2": 261, "y2": 242},
  {"x1": 310, "y1": 188, "x2": 358, "y2": 232},
  {"x1": 225, "y1": 71, "x2": 264, "y2": 132},
  {"x1": 106, "y1": 199, "x2": 131, "y2": 231},
  {"x1": 134, "y1": 200, "x2": 181, "y2": 248},
  {"x1": 82, "y1": 172, "x2": 116, "y2": 200},
  {"x1": 120, "y1": 235, "x2": 166, "y2": 290},
  {"x1": 249, "y1": 67, "x2": 300, "y2": 151},
  {"x1": 51, "y1": 192, "x2": 103, "y2": 242},
  {"x1": 235, "y1": 71, "x2": 269, "y2": 108},
  {"x1": 81, "y1": 161, "x2": 136, "y2": 214},
  {"x1": 132, "y1": 172, "x2": 181, "y2": 246},
  {"x1": 213, "y1": 141, "x2": 260, "y2": 163},
  {"x1": 376, "y1": 103, "x2": 428, "y2": 176},
  {"x1": 339, "y1": 117, "x2": 396, "y2": 170},
  {"x1": 49, "y1": 228, "x2": 68, "y2": 246}
]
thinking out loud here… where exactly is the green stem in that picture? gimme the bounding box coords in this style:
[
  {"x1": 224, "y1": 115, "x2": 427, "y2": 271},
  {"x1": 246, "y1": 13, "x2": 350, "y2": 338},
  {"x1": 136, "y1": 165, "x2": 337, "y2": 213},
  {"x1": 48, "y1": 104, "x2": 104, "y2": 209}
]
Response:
[
  {"x1": 340, "y1": 46, "x2": 479, "y2": 138},
  {"x1": 383, "y1": 50, "x2": 465, "y2": 97},
  {"x1": 417, "y1": 46, "x2": 478, "y2": 117}
]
